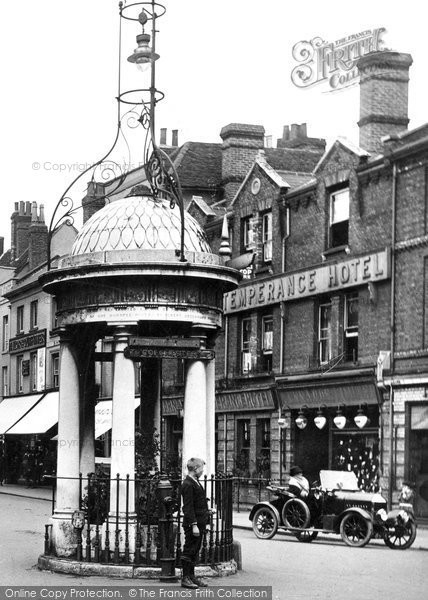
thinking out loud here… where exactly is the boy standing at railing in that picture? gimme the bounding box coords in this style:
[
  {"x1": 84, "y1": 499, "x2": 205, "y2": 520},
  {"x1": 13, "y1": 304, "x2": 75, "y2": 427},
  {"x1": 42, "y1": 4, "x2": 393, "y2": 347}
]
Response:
[{"x1": 180, "y1": 457, "x2": 210, "y2": 589}]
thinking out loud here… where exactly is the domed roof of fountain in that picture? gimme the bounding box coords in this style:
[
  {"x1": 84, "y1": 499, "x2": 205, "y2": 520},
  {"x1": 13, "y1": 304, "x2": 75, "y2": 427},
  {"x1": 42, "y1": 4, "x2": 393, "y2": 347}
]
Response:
[{"x1": 71, "y1": 194, "x2": 212, "y2": 256}]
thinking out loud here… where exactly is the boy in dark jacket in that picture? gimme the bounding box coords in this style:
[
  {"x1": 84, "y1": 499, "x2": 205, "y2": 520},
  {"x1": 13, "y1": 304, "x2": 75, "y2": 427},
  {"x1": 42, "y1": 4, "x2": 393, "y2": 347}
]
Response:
[{"x1": 180, "y1": 457, "x2": 210, "y2": 589}]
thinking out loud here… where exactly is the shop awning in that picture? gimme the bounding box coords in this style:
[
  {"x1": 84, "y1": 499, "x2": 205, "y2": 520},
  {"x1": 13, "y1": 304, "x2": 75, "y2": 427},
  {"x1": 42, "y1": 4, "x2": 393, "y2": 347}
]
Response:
[
  {"x1": 0, "y1": 394, "x2": 44, "y2": 434},
  {"x1": 95, "y1": 397, "x2": 141, "y2": 439},
  {"x1": 7, "y1": 391, "x2": 59, "y2": 434},
  {"x1": 278, "y1": 382, "x2": 380, "y2": 410}
]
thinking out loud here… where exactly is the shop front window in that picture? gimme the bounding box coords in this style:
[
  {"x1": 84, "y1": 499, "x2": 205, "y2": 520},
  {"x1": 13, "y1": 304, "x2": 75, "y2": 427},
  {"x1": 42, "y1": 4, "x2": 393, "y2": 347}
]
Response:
[
  {"x1": 52, "y1": 353, "x2": 59, "y2": 389},
  {"x1": 2, "y1": 366, "x2": 8, "y2": 397},
  {"x1": 17, "y1": 355, "x2": 24, "y2": 393},
  {"x1": 408, "y1": 403, "x2": 428, "y2": 518},
  {"x1": 236, "y1": 419, "x2": 251, "y2": 477},
  {"x1": 256, "y1": 418, "x2": 271, "y2": 479},
  {"x1": 30, "y1": 352, "x2": 38, "y2": 392},
  {"x1": 332, "y1": 427, "x2": 380, "y2": 492}
]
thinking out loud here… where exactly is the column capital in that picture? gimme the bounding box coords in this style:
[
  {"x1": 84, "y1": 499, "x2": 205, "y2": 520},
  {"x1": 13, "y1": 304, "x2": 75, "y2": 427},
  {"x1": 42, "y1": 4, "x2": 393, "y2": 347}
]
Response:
[{"x1": 111, "y1": 325, "x2": 134, "y2": 348}]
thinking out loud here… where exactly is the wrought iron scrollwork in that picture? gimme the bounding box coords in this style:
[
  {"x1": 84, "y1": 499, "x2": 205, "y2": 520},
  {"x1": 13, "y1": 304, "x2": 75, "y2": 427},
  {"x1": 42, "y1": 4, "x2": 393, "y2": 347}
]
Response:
[{"x1": 47, "y1": 0, "x2": 187, "y2": 268}]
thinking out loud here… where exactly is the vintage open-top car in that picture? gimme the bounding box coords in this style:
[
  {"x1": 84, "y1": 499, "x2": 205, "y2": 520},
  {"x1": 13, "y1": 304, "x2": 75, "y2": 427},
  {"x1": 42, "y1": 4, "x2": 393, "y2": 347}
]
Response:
[{"x1": 250, "y1": 470, "x2": 417, "y2": 549}]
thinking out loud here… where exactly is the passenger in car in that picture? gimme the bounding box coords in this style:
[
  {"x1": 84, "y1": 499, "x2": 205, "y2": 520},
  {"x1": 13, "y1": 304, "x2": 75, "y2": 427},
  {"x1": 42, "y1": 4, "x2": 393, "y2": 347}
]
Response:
[{"x1": 288, "y1": 465, "x2": 310, "y2": 498}]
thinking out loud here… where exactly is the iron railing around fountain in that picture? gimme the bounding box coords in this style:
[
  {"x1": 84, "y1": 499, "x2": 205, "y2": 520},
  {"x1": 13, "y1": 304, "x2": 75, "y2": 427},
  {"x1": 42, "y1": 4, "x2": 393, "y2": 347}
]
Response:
[{"x1": 44, "y1": 473, "x2": 234, "y2": 567}]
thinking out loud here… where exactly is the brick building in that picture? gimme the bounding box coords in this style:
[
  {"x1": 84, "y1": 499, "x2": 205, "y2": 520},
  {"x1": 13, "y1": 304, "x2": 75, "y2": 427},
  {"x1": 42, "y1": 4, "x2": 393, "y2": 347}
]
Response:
[
  {"x1": 214, "y1": 50, "x2": 428, "y2": 517},
  {"x1": 0, "y1": 201, "x2": 77, "y2": 484}
]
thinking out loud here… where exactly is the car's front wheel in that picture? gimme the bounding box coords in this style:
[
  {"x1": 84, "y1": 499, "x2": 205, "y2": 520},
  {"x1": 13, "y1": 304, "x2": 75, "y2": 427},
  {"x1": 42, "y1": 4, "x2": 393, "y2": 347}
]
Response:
[
  {"x1": 383, "y1": 518, "x2": 417, "y2": 550},
  {"x1": 340, "y1": 512, "x2": 373, "y2": 547},
  {"x1": 252, "y1": 506, "x2": 279, "y2": 540}
]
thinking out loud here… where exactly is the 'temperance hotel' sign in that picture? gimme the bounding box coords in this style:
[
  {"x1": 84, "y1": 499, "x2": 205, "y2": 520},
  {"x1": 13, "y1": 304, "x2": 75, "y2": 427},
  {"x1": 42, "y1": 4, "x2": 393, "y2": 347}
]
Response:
[{"x1": 224, "y1": 250, "x2": 389, "y2": 314}]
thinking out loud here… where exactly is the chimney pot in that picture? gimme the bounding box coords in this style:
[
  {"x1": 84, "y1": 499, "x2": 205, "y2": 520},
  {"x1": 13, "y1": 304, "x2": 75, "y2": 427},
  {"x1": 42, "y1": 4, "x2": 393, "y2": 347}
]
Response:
[
  {"x1": 290, "y1": 124, "x2": 300, "y2": 140},
  {"x1": 172, "y1": 129, "x2": 179, "y2": 147},
  {"x1": 31, "y1": 201, "x2": 38, "y2": 222},
  {"x1": 299, "y1": 123, "x2": 307, "y2": 138},
  {"x1": 25, "y1": 201, "x2": 32, "y2": 215},
  {"x1": 160, "y1": 128, "x2": 167, "y2": 145},
  {"x1": 19, "y1": 201, "x2": 25, "y2": 214},
  {"x1": 282, "y1": 125, "x2": 290, "y2": 141},
  {"x1": 39, "y1": 204, "x2": 45, "y2": 223}
]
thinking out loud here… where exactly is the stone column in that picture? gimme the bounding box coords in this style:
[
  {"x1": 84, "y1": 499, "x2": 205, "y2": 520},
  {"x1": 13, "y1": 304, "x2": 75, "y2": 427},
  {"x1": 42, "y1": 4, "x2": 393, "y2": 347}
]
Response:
[
  {"x1": 51, "y1": 334, "x2": 81, "y2": 557},
  {"x1": 109, "y1": 328, "x2": 136, "y2": 517},
  {"x1": 182, "y1": 332, "x2": 209, "y2": 475},
  {"x1": 205, "y1": 358, "x2": 216, "y2": 477},
  {"x1": 80, "y1": 346, "x2": 96, "y2": 479}
]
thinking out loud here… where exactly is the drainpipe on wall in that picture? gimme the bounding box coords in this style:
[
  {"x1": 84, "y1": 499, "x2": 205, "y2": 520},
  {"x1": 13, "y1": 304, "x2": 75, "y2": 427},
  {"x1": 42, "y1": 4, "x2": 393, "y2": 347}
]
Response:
[
  {"x1": 388, "y1": 161, "x2": 398, "y2": 510},
  {"x1": 224, "y1": 315, "x2": 229, "y2": 379},
  {"x1": 279, "y1": 302, "x2": 285, "y2": 374}
]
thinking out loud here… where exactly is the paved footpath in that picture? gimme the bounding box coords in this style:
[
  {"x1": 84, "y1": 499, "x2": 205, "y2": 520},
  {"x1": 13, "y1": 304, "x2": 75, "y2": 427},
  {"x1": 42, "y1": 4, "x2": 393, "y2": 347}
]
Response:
[{"x1": 1, "y1": 483, "x2": 427, "y2": 550}]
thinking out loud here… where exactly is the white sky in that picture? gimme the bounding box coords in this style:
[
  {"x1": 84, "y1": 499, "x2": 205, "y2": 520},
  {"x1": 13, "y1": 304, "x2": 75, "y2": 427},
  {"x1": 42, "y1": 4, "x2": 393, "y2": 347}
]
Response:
[{"x1": 1, "y1": 1, "x2": 425, "y2": 249}]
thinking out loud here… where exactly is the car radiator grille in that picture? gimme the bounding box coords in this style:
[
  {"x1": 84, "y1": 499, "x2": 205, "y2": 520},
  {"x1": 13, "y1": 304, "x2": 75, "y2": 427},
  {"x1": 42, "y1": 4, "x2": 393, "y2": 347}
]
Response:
[{"x1": 345, "y1": 502, "x2": 372, "y2": 511}]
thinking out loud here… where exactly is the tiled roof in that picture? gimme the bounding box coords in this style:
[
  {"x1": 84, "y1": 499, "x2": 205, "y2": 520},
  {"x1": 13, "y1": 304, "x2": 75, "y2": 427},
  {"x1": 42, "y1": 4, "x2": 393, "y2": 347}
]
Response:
[
  {"x1": 276, "y1": 171, "x2": 316, "y2": 190},
  {"x1": 174, "y1": 142, "x2": 223, "y2": 189},
  {"x1": 264, "y1": 147, "x2": 324, "y2": 173},
  {"x1": 0, "y1": 249, "x2": 11, "y2": 267}
]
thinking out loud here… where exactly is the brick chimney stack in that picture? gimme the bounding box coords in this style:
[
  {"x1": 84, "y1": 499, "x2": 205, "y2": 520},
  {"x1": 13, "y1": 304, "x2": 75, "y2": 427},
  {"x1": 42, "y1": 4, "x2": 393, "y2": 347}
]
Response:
[
  {"x1": 28, "y1": 202, "x2": 48, "y2": 270},
  {"x1": 276, "y1": 123, "x2": 325, "y2": 150},
  {"x1": 220, "y1": 123, "x2": 265, "y2": 202},
  {"x1": 82, "y1": 181, "x2": 106, "y2": 223},
  {"x1": 10, "y1": 201, "x2": 32, "y2": 262},
  {"x1": 357, "y1": 51, "x2": 413, "y2": 154}
]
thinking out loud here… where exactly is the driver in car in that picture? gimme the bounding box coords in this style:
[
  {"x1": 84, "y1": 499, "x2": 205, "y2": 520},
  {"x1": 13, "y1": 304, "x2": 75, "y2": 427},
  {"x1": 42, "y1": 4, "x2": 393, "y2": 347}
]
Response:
[{"x1": 288, "y1": 465, "x2": 310, "y2": 498}]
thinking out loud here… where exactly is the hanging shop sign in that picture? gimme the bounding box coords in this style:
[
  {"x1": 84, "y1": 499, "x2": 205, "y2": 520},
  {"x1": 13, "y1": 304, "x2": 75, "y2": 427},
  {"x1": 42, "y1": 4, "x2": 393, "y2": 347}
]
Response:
[
  {"x1": 216, "y1": 388, "x2": 275, "y2": 412},
  {"x1": 125, "y1": 337, "x2": 215, "y2": 360},
  {"x1": 9, "y1": 329, "x2": 47, "y2": 354},
  {"x1": 224, "y1": 249, "x2": 389, "y2": 314}
]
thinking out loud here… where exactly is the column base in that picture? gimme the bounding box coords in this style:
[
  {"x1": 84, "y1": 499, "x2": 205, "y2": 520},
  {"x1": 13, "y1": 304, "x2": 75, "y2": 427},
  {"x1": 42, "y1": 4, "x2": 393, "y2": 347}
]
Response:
[
  {"x1": 51, "y1": 510, "x2": 79, "y2": 558},
  {"x1": 99, "y1": 514, "x2": 138, "y2": 561}
]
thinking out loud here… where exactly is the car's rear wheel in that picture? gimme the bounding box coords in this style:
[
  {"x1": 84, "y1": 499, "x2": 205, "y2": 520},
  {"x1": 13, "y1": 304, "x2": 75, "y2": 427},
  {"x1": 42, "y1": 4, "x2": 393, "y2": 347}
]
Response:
[
  {"x1": 340, "y1": 512, "x2": 373, "y2": 547},
  {"x1": 252, "y1": 506, "x2": 279, "y2": 540},
  {"x1": 383, "y1": 519, "x2": 417, "y2": 550},
  {"x1": 294, "y1": 529, "x2": 319, "y2": 543},
  {"x1": 282, "y1": 498, "x2": 311, "y2": 529}
]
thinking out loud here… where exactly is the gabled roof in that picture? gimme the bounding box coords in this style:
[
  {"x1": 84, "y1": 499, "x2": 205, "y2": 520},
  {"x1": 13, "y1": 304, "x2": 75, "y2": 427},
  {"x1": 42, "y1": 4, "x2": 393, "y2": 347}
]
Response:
[
  {"x1": 314, "y1": 137, "x2": 370, "y2": 173},
  {"x1": 174, "y1": 142, "x2": 222, "y2": 189},
  {"x1": 264, "y1": 146, "x2": 325, "y2": 172},
  {"x1": 230, "y1": 152, "x2": 290, "y2": 207},
  {"x1": 188, "y1": 195, "x2": 217, "y2": 217}
]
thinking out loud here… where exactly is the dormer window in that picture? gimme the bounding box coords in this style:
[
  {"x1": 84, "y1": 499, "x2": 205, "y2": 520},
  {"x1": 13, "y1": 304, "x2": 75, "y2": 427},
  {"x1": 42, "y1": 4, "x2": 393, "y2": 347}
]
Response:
[{"x1": 329, "y1": 188, "x2": 349, "y2": 248}]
